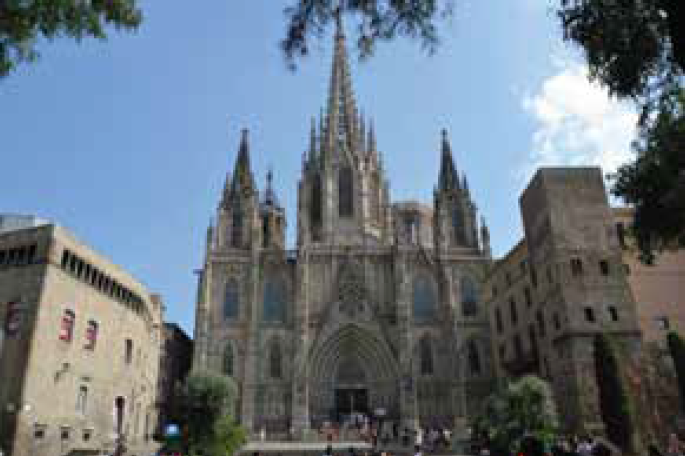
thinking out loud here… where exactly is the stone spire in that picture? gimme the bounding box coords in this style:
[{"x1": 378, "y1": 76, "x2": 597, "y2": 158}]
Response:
[
  {"x1": 229, "y1": 128, "x2": 256, "y2": 197},
  {"x1": 480, "y1": 216, "x2": 491, "y2": 258},
  {"x1": 262, "y1": 168, "x2": 281, "y2": 210},
  {"x1": 368, "y1": 119, "x2": 377, "y2": 159},
  {"x1": 438, "y1": 129, "x2": 460, "y2": 192},
  {"x1": 322, "y1": 11, "x2": 359, "y2": 162},
  {"x1": 309, "y1": 117, "x2": 318, "y2": 161}
]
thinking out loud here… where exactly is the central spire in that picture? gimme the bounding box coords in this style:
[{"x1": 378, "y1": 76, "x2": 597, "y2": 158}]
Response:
[{"x1": 322, "y1": 11, "x2": 359, "y2": 163}]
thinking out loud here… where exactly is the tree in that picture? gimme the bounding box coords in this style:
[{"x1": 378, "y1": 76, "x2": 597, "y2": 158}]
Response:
[
  {"x1": 593, "y1": 334, "x2": 637, "y2": 453},
  {"x1": 176, "y1": 370, "x2": 245, "y2": 455},
  {"x1": 0, "y1": 0, "x2": 142, "y2": 78},
  {"x1": 611, "y1": 88, "x2": 685, "y2": 263},
  {"x1": 667, "y1": 332, "x2": 685, "y2": 414},
  {"x1": 281, "y1": 0, "x2": 453, "y2": 68},
  {"x1": 473, "y1": 375, "x2": 558, "y2": 454}
]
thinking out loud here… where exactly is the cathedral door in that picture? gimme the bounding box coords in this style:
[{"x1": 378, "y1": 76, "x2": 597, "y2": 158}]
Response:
[{"x1": 335, "y1": 388, "x2": 369, "y2": 417}]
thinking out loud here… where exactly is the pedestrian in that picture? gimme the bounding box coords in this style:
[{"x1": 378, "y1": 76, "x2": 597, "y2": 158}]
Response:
[
  {"x1": 348, "y1": 446, "x2": 356, "y2": 456},
  {"x1": 323, "y1": 444, "x2": 334, "y2": 456},
  {"x1": 668, "y1": 433, "x2": 683, "y2": 456},
  {"x1": 414, "y1": 444, "x2": 422, "y2": 456}
]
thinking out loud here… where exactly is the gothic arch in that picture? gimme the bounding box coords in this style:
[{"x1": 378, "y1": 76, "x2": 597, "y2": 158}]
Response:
[
  {"x1": 419, "y1": 335, "x2": 434, "y2": 376},
  {"x1": 461, "y1": 276, "x2": 479, "y2": 317},
  {"x1": 263, "y1": 275, "x2": 287, "y2": 323},
  {"x1": 268, "y1": 336, "x2": 283, "y2": 379},
  {"x1": 339, "y1": 166, "x2": 354, "y2": 217},
  {"x1": 223, "y1": 341, "x2": 235, "y2": 377}
]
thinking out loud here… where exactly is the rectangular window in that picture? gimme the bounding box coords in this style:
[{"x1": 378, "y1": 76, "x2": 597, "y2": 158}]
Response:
[
  {"x1": 571, "y1": 258, "x2": 584, "y2": 276},
  {"x1": 584, "y1": 307, "x2": 596, "y2": 323},
  {"x1": 26, "y1": 245, "x2": 36, "y2": 263},
  {"x1": 656, "y1": 316, "x2": 671, "y2": 330},
  {"x1": 76, "y1": 386, "x2": 88, "y2": 414},
  {"x1": 61, "y1": 250, "x2": 70, "y2": 269},
  {"x1": 59, "y1": 310, "x2": 75, "y2": 342},
  {"x1": 125, "y1": 339, "x2": 133, "y2": 364},
  {"x1": 609, "y1": 306, "x2": 619, "y2": 322},
  {"x1": 0, "y1": 249, "x2": 6, "y2": 265},
  {"x1": 599, "y1": 260, "x2": 610, "y2": 276},
  {"x1": 85, "y1": 321, "x2": 98, "y2": 350}
]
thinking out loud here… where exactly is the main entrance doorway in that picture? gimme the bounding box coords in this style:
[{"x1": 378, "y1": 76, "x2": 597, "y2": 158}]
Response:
[{"x1": 335, "y1": 388, "x2": 369, "y2": 418}]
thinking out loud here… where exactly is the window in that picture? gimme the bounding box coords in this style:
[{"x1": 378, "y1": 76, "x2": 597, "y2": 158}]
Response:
[
  {"x1": 34, "y1": 424, "x2": 46, "y2": 439},
  {"x1": 530, "y1": 267, "x2": 538, "y2": 288},
  {"x1": 223, "y1": 343, "x2": 234, "y2": 376},
  {"x1": 60, "y1": 427, "x2": 70, "y2": 441},
  {"x1": 492, "y1": 286, "x2": 498, "y2": 297},
  {"x1": 505, "y1": 272, "x2": 512, "y2": 287},
  {"x1": 546, "y1": 266, "x2": 554, "y2": 283},
  {"x1": 528, "y1": 325, "x2": 538, "y2": 358},
  {"x1": 262, "y1": 214, "x2": 271, "y2": 248},
  {"x1": 231, "y1": 210, "x2": 243, "y2": 248},
  {"x1": 536, "y1": 310, "x2": 546, "y2": 337},
  {"x1": 571, "y1": 258, "x2": 584, "y2": 276},
  {"x1": 524, "y1": 287, "x2": 532, "y2": 307},
  {"x1": 495, "y1": 308, "x2": 503, "y2": 334},
  {"x1": 269, "y1": 339, "x2": 282, "y2": 379},
  {"x1": 419, "y1": 337, "x2": 434, "y2": 375},
  {"x1": 5, "y1": 300, "x2": 22, "y2": 336},
  {"x1": 584, "y1": 307, "x2": 595, "y2": 323},
  {"x1": 622, "y1": 263, "x2": 631, "y2": 275},
  {"x1": 76, "y1": 385, "x2": 88, "y2": 414},
  {"x1": 263, "y1": 278, "x2": 286, "y2": 323},
  {"x1": 509, "y1": 297, "x2": 518, "y2": 325},
  {"x1": 513, "y1": 334, "x2": 523, "y2": 360},
  {"x1": 339, "y1": 166, "x2": 354, "y2": 217},
  {"x1": 499, "y1": 344, "x2": 506, "y2": 360},
  {"x1": 616, "y1": 222, "x2": 627, "y2": 249},
  {"x1": 413, "y1": 274, "x2": 437, "y2": 321},
  {"x1": 60, "y1": 310, "x2": 75, "y2": 342},
  {"x1": 223, "y1": 280, "x2": 239, "y2": 319},
  {"x1": 599, "y1": 260, "x2": 610, "y2": 276},
  {"x1": 125, "y1": 339, "x2": 133, "y2": 364},
  {"x1": 85, "y1": 320, "x2": 98, "y2": 350},
  {"x1": 311, "y1": 174, "x2": 323, "y2": 233},
  {"x1": 461, "y1": 277, "x2": 478, "y2": 317},
  {"x1": 553, "y1": 312, "x2": 561, "y2": 330},
  {"x1": 656, "y1": 316, "x2": 671, "y2": 330},
  {"x1": 609, "y1": 306, "x2": 619, "y2": 322},
  {"x1": 468, "y1": 341, "x2": 481, "y2": 374},
  {"x1": 520, "y1": 260, "x2": 527, "y2": 274}
]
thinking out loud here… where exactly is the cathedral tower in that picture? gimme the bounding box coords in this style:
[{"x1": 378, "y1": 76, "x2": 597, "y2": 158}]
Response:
[{"x1": 297, "y1": 16, "x2": 392, "y2": 246}]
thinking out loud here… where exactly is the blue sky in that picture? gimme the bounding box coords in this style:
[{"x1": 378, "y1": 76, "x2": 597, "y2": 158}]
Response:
[{"x1": 0, "y1": 0, "x2": 636, "y2": 336}]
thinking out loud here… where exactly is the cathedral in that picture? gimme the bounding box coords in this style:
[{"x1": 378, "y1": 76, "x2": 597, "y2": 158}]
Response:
[{"x1": 192, "y1": 17, "x2": 495, "y2": 435}]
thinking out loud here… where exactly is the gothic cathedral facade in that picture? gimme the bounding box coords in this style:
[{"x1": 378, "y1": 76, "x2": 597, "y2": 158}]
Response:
[{"x1": 192, "y1": 21, "x2": 495, "y2": 434}]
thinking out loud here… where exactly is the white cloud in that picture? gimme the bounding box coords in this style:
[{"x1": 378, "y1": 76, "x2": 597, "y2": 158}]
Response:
[{"x1": 521, "y1": 60, "x2": 638, "y2": 183}]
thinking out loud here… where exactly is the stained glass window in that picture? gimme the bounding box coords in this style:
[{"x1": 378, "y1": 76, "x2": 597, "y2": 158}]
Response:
[
  {"x1": 263, "y1": 279, "x2": 286, "y2": 323},
  {"x1": 339, "y1": 166, "x2": 353, "y2": 217},
  {"x1": 461, "y1": 277, "x2": 478, "y2": 317},
  {"x1": 468, "y1": 341, "x2": 481, "y2": 374},
  {"x1": 224, "y1": 281, "x2": 239, "y2": 319},
  {"x1": 413, "y1": 274, "x2": 436, "y2": 321}
]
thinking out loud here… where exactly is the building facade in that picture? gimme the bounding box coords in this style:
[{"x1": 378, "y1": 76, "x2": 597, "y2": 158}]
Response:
[
  {"x1": 156, "y1": 322, "x2": 193, "y2": 435},
  {"x1": 193, "y1": 20, "x2": 495, "y2": 435},
  {"x1": 0, "y1": 222, "x2": 163, "y2": 456}
]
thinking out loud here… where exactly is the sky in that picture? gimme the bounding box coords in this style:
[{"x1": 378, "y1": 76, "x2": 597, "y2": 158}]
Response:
[{"x1": 0, "y1": 0, "x2": 638, "y2": 336}]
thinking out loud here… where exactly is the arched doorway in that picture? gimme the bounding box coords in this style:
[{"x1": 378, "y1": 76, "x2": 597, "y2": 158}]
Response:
[{"x1": 308, "y1": 324, "x2": 400, "y2": 425}]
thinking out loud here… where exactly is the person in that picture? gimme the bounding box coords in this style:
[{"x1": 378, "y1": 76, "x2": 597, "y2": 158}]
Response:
[
  {"x1": 577, "y1": 437, "x2": 593, "y2": 456},
  {"x1": 648, "y1": 443, "x2": 664, "y2": 456},
  {"x1": 348, "y1": 446, "x2": 356, "y2": 456},
  {"x1": 323, "y1": 444, "x2": 334, "y2": 456},
  {"x1": 668, "y1": 433, "x2": 683, "y2": 456},
  {"x1": 414, "y1": 444, "x2": 422, "y2": 456}
]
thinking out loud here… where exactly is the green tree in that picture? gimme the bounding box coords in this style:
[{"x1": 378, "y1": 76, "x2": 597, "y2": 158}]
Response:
[
  {"x1": 612, "y1": 89, "x2": 685, "y2": 263},
  {"x1": 593, "y1": 334, "x2": 637, "y2": 453},
  {"x1": 281, "y1": 0, "x2": 453, "y2": 68},
  {"x1": 474, "y1": 375, "x2": 558, "y2": 454},
  {"x1": 667, "y1": 332, "x2": 685, "y2": 414},
  {"x1": 176, "y1": 370, "x2": 245, "y2": 455},
  {"x1": 0, "y1": 0, "x2": 142, "y2": 78}
]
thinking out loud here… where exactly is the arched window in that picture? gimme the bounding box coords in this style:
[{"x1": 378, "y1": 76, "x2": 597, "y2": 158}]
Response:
[
  {"x1": 85, "y1": 320, "x2": 98, "y2": 350},
  {"x1": 263, "y1": 278, "x2": 286, "y2": 323},
  {"x1": 223, "y1": 280, "x2": 239, "y2": 319},
  {"x1": 269, "y1": 339, "x2": 282, "y2": 379},
  {"x1": 461, "y1": 277, "x2": 478, "y2": 317},
  {"x1": 223, "y1": 343, "x2": 234, "y2": 376},
  {"x1": 452, "y1": 208, "x2": 463, "y2": 243},
  {"x1": 231, "y1": 210, "x2": 243, "y2": 248},
  {"x1": 339, "y1": 166, "x2": 353, "y2": 217},
  {"x1": 420, "y1": 337, "x2": 434, "y2": 375},
  {"x1": 413, "y1": 274, "x2": 437, "y2": 321},
  {"x1": 468, "y1": 341, "x2": 481, "y2": 374}
]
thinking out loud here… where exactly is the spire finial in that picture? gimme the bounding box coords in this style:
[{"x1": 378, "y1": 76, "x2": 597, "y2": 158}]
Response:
[{"x1": 438, "y1": 128, "x2": 459, "y2": 192}]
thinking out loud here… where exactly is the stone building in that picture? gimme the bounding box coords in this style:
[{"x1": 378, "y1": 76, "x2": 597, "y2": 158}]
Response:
[
  {"x1": 0, "y1": 220, "x2": 163, "y2": 456},
  {"x1": 156, "y1": 322, "x2": 193, "y2": 435},
  {"x1": 485, "y1": 168, "x2": 645, "y2": 433},
  {"x1": 192, "y1": 19, "x2": 494, "y2": 435},
  {"x1": 613, "y1": 207, "x2": 685, "y2": 345}
]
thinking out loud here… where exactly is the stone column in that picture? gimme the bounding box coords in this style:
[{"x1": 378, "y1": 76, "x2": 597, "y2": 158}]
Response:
[
  {"x1": 395, "y1": 250, "x2": 418, "y2": 429},
  {"x1": 291, "y1": 249, "x2": 311, "y2": 437}
]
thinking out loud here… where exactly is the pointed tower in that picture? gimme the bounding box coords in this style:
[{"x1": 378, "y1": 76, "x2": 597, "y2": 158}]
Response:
[
  {"x1": 260, "y1": 169, "x2": 286, "y2": 249},
  {"x1": 217, "y1": 129, "x2": 259, "y2": 250},
  {"x1": 434, "y1": 129, "x2": 480, "y2": 251},
  {"x1": 297, "y1": 16, "x2": 392, "y2": 246}
]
